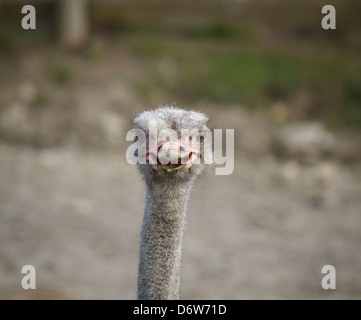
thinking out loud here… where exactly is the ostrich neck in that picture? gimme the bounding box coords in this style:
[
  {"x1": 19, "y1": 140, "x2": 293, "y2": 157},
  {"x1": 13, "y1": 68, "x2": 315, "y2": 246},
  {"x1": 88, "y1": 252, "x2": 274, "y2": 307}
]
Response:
[{"x1": 137, "y1": 178, "x2": 194, "y2": 300}]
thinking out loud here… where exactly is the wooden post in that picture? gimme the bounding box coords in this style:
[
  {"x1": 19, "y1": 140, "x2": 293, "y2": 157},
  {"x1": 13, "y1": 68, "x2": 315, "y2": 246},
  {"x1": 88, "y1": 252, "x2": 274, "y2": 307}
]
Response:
[{"x1": 59, "y1": 0, "x2": 89, "y2": 48}]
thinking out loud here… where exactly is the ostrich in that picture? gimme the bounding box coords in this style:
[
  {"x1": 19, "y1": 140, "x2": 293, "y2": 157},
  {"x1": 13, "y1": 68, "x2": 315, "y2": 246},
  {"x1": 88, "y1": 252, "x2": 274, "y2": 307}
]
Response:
[{"x1": 134, "y1": 106, "x2": 211, "y2": 300}]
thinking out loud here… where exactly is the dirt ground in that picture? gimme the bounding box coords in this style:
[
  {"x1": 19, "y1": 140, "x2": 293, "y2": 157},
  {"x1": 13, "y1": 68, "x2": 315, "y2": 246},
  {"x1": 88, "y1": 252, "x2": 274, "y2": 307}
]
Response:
[
  {"x1": 0, "y1": 42, "x2": 361, "y2": 300},
  {"x1": 0, "y1": 135, "x2": 361, "y2": 299}
]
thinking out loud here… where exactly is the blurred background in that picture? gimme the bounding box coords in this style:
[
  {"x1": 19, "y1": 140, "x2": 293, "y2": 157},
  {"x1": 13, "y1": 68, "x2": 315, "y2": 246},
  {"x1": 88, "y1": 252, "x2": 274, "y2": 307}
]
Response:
[{"x1": 0, "y1": 0, "x2": 360, "y2": 299}]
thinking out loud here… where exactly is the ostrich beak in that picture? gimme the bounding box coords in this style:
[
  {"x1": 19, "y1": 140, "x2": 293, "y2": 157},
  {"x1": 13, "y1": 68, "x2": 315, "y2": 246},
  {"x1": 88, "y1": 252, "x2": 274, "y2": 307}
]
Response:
[{"x1": 151, "y1": 141, "x2": 198, "y2": 172}]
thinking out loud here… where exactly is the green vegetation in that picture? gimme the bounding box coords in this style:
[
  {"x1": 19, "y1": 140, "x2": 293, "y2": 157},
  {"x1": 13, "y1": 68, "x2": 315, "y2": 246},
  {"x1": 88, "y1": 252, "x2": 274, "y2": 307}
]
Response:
[
  {"x1": 204, "y1": 53, "x2": 299, "y2": 103},
  {"x1": 0, "y1": 22, "x2": 50, "y2": 49},
  {"x1": 122, "y1": 25, "x2": 361, "y2": 128},
  {"x1": 0, "y1": 23, "x2": 19, "y2": 48},
  {"x1": 50, "y1": 61, "x2": 74, "y2": 85},
  {"x1": 184, "y1": 24, "x2": 256, "y2": 41}
]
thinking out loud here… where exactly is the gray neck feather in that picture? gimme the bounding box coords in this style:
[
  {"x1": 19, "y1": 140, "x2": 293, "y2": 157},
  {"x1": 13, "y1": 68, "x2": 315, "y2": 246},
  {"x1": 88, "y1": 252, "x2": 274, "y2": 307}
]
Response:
[{"x1": 137, "y1": 177, "x2": 194, "y2": 300}]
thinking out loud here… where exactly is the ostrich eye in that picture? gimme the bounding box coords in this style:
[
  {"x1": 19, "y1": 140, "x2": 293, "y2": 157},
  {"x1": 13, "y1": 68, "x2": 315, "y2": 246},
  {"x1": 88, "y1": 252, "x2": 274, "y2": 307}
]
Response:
[
  {"x1": 134, "y1": 136, "x2": 138, "y2": 142},
  {"x1": 196, "y1": 135, "x2": 205, "y2": 145}
]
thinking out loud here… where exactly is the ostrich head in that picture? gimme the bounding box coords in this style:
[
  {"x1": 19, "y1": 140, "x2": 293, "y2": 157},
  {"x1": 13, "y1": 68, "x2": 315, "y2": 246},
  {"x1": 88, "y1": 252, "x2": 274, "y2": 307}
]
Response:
[{"x1": 134, "y1": 106, "x2": 211, "y2": 183}]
